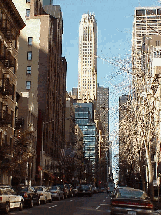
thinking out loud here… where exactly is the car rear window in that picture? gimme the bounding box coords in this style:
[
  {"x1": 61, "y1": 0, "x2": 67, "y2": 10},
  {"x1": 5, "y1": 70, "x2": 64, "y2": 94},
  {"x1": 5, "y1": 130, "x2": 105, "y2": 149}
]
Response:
[
  {"x1": 117, "y1": 189, "x2": 145, "y2": 199},
  {"x1": 51, "y1": 186, "x2": 57, "y2": 190},
  {"x1": 81, "y1": 185, "x2": 89, "y2": 189},
  {"x1": 0, "y1": 189, "x2": 8, "y2": 195},
  {"x1": 35, "y1": 187, "x2": 43, "y2": 191},
  {"x1": 20, "y1": 187, "x2": 28, "y2": 192}
]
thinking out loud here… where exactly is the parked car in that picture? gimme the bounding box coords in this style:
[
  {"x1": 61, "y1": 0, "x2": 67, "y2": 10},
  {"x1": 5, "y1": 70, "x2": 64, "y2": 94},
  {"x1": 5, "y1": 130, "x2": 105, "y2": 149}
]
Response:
[
  {"x1": 49, "y1": 186, "x2": 64, "y2": 201},
  {"x1": 0, "y1": 186, "x2": 24, "y2": 213},
  {"x1": 110, "y1": 187, "x2": 154, "y2": 215},
  {"x1": 72, "y1": 186, "x2": 79, "y2": 197},
  {"x1": 16, "y1": 186, "x2": 40, "y2": 207},
  {"x1": 34, "y1": 186, "x2": 52, "y2": 204},
  {"x1": 65, "y1": 184, "x2": 73, "y2": 197},
  {"x1": 54, "y1": 184, "x2": 69, "y2": 199},
  {"x1": 78, "y1": 185, "x2": 93, "y2": 197}
]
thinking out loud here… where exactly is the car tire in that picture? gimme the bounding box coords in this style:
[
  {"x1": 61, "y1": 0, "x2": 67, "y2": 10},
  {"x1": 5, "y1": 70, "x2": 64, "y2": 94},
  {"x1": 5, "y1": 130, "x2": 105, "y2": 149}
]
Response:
[
  {"x1": 58, "y1": 196, "x2": 60, "y2": 201},
  {"x1": 37, "y1": 198, "x2": 41, "y2": 206},
  {"x1": 30, "y1": 199, "x2": 34, "y2": 208},
  {"x1": 49, "y1": 197, "x2": 52, "y2": 203},
  {"x1": 5, "y1": 202, "x2": 10, "y2": 214},
  {"x1": 62, "y1": 194, "x2": 64, "y2": 200},
  {"x1": 19, "y1": 201, "x2": 23, "y2": 211}
]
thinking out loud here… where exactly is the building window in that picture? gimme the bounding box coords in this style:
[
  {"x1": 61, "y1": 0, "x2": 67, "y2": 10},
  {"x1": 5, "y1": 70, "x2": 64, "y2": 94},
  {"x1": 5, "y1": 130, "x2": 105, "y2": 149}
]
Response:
[
  {"x1": 136, "y1": 9, "x2": 145, "y2": 16},
  {"x1": 28, "y1": 37, "x2": 33, "y2": 46},
  {"x1": 26, "y1": 81, "x2": 31, "y2": 90},
  {"x1": 157, "y1": 8, "x2": 161, "y2": 15},
  {"x1": 27, "y1": 66, "x2": 31, "y2": 74},
  {"x1": 156, "y1": 41, "x2": 160, "y2": 46},
  {"x1": 26, "y1": 9, "x2": 30, "y2": 17},
  {"x1": 27, "y1": 51, "x2": 32, "y2": 60},
  {"x1": 146, "y1": 9, "x2": 156, "y2": 16}
]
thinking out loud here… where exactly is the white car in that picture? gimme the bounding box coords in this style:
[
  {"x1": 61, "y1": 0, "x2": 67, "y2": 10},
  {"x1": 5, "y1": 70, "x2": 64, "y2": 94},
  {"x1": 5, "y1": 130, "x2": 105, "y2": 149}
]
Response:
[
  {"x1": 49, "y1": 186, "x2": 64, "y2": 201},
  {"x1": 34, "y1": 186, "x2": 52, "y2": 204},
  {"x1": 0, "y1": 186, "x2": 24, "y2": 213}
]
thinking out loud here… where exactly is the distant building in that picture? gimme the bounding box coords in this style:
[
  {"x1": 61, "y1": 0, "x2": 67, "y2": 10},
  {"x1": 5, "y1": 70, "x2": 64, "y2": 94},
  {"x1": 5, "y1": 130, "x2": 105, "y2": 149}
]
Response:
[
  {"x1": 78, "y1": 13, "x2": 97, "y2": 101},
  {"x1": 65, "y1": 92, "x2": 75, "y2": 148},
  {"x1": 96, "y1": 84, "x2": 109, "y2": 157},
  {"x1": 118, "y1": 95, "x2": 130, "y2": 185},
  {"x1": 0, "y1": 0, "x2": 25, "y2": 185},
  {"x1": 73, "y1": 102, "x2": 98, "y2": 182}
]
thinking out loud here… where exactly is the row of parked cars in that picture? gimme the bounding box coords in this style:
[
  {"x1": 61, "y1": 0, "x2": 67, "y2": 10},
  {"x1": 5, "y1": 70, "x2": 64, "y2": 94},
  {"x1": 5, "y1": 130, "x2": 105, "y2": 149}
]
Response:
[
  {"x1": 0, "y1": 183, "x2": 78, "y2": 214},
  {"x1": 0, "y1": 183, "x2": 107, "y2": 214}
]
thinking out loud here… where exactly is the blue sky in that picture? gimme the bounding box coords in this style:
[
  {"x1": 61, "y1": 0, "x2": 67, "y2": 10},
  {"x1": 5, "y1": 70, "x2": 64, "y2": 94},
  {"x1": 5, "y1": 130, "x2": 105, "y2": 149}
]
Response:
[{"x1": 53, "y1": 0, "x2": 161, "y2": 182}]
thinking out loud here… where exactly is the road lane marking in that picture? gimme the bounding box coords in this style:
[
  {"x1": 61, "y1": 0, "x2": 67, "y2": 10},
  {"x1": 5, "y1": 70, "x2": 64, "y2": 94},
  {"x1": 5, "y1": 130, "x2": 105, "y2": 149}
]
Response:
[
  {"x1": 103, "y1": 200, "x2": 105, "y2": 202},
  {"x1": 70, "y1": 200, "x2": 73, "y2": 201},
  {"x1": 49, "y1": 207, "x2": 51, "y2": 208},
  {"x1": 96, "y1": 206, "x2": 100, "y2": 210}
]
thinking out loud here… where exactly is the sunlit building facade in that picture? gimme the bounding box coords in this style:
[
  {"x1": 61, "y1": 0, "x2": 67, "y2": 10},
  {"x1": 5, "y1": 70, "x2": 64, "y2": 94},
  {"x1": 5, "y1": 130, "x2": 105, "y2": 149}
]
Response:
[{"x1": 78, "y1": 13, "x2": 97, "y2": 101}]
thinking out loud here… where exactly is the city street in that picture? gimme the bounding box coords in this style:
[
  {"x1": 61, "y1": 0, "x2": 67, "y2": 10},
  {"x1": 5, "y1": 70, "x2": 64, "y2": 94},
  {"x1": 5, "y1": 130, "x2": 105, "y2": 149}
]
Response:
[{"x1": 7, "y1": 193, "x2": 111, "y2": 215}]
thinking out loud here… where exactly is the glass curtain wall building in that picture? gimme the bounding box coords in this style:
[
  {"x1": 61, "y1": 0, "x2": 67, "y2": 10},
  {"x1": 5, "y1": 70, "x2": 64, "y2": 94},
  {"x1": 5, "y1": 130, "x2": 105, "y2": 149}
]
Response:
[{"x1": 73, "y1": 103, "x2": 98, "y2": 176}]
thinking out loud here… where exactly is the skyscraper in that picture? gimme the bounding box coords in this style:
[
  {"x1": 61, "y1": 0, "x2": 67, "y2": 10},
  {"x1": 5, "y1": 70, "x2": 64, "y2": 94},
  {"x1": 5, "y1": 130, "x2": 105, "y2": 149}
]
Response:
[
  {"x1": 78, "y1": 13, "x2": 97, "y2": 101},
  {"x1": 96, "y1": 84, "x2": 109, "y2": 158},
  {"x1": 132, "y1": 6, "x2": 161, "y2": 94}
]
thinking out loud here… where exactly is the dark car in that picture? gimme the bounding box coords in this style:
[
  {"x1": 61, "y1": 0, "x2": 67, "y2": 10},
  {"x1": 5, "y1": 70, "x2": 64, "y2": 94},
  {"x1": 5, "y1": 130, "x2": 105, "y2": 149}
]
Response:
[
  {"x1": 78, "y1": 185, "x2": 92, "y2": 197},
  {"x1": 110, "y1": 187, "x2": 154, "y2": 215},
  {"x1": 16, "y1": 186, "x2": 40, "y2": 207},
  {"x1": 54, "y1": 184, "x2": 68, "y2": 199}
]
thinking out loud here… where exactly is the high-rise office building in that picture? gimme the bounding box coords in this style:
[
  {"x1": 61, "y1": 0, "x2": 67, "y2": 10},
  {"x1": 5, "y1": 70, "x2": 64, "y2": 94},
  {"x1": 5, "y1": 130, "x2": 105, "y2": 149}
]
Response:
[
  {"x1": 78, "y1": 13, "x2": 97, "y2": 101},
  {"x1": 132, "y1": 6, "x2": 161, "y2": 93},
  {"x1": 96, "y1": 84, "x2": 109, "y2": 157},
  {"x1": 73, "y1": 103, "x2": 97, "y2": 179}
]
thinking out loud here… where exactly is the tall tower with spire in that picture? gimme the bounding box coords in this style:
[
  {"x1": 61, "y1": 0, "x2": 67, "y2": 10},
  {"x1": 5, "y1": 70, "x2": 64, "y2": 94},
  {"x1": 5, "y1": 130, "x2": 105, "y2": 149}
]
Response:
[{"x1": 78, "y1": 13, "x2": 97, "y2": 101}]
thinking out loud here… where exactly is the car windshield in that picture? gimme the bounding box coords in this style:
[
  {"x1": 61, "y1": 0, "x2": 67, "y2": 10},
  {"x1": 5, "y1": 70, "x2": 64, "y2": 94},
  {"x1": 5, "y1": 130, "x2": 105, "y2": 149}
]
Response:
[{"x1": 117, "y1": 189, "x2": 146, "y2": 199}]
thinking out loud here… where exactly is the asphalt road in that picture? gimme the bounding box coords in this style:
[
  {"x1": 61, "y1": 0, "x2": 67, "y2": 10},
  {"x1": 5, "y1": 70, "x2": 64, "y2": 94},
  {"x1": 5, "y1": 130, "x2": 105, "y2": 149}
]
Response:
[{"x1": 7, "y1": 192, "x2": 111, "y2": 215}]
